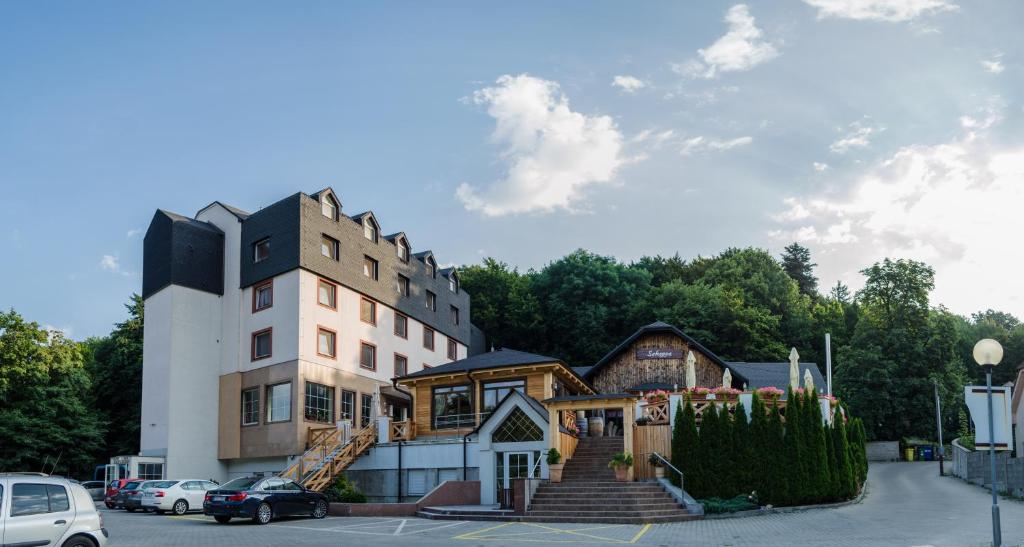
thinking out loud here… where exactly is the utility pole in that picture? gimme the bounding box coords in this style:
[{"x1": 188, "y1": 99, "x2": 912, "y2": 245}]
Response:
[
  {"x1": 933, "y1": 380, "x2": 944, "y2": 476},
  {"x1": 825, "y1": 333, "x2": 833, "y2": 397}
]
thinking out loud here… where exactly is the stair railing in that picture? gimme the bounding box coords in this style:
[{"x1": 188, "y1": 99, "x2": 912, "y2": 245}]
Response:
[{"x1": 649, "y1": 451, "x2": 684, "y2": 492}]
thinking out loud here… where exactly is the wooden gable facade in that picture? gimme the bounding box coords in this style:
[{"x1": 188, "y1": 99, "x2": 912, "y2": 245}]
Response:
[{"x1": 584, "y1": 321, "x2": 744, "y2": 394}]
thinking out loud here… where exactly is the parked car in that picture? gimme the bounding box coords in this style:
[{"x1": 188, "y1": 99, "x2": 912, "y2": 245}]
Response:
[
  {"x1": 0, "y1": 473, "x2": 109, "y2": 547},
  {"x1": 111, "y1": 481, "x2": 144, "y2": 511},
  {"x1": 140, "y1": 480, "x2": 219, "y2": 515},
  {"x1": 104, "y1": 479, "x2": 139, "y2": 509},
  {"x1": 81, "y1": 481, "x2": 106, "y2": 501},
  {"x1": 203, "y1": 476, "x2": 329, "y2": 525},
  {"x1": 122, "y1": 481, "x2": 162, "y2": 512}
]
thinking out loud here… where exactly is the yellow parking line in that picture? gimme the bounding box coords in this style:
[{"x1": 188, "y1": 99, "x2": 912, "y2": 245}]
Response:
[
  {"x1": 630, "y1": 523, "x2": 651, "y2": 544},
  {"x1": 518, "y1": 522, "x2": 630, "y2": 543},
  {"x1": 169, "y1": 515, "x2": 211, "y2": 522},
  {"x1": 453, "y1": 521, "x2": 512, "y2": 539}
]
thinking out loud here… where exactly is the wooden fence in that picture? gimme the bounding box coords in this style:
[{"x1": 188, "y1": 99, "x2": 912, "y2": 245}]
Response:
[
  {"x1": 559, "y1": 431, "x2": 579, "y2": 461},
  {"x1": 632, "y1": 424, "x2": 671, "y2": 480}
]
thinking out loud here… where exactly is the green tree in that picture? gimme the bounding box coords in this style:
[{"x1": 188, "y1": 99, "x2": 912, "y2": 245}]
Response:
[
  {"x1": 86, "y1": 294, "x2": 145, "y2": 457},
  {"x1": 631, "y1": 254, "x2": 688, "y2": 287},
  {"x1": 782, "y1": 388, "x2": 807, "y2": 504},
  {"x1": 832, "y1": 416, "x2": 857, "y2": 499},
  {"x1": 765, "y1": 401, "x2": 789, "y2": 505},
  {"x1": 672, "y1": 396, "x2": 700, "y2": 493},
  {"x1": 748, "y1": 393, "x2": 769, "y2": 499},
  {"x1": 718, "y1": 404, "x2": 736, "y2": 497},
  {"x1": 780, "y1": 242, "x2": 818, "y2": 298},
  {"x1": 803, "y1": 390, "x2": 830, "y2": 502},
  {"x1": 458, "y1": 258, "x2": 542, "y2": 351},
  {"x1": 731, "y1": 400, "x2": 754, "y2": 496},
  {"x1": 696, "y1": 403, "x2": 722, "y2": 499},
  {"x1": 0, "y1": 310, "x2": 105, "y2": 477},
  {"x1": 824, "y1": 416, "x2": 839, "y2": 499}
]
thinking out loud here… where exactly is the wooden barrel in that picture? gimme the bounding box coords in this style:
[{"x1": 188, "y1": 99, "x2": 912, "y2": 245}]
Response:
[{"x1": 588, "y1": 416, "x2": 605, "y2": 437}]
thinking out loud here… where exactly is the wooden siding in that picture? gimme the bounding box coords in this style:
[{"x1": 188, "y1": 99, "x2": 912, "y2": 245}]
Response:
[
  {"x1": 589, "y1": 332, "x2": 727, "y2": 393},
  {"x1": 632, "y1": 425, "x2": 672, "y2": 480}
]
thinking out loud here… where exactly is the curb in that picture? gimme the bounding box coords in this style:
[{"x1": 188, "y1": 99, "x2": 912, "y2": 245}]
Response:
[{"x1": 703, "y1": 480, "x2": 868, "y2": 519}]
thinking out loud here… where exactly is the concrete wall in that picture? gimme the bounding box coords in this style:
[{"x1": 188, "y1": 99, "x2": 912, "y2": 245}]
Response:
[
  {"x1": 866, "y1": 441, "x2": 900, "y2": 462},
  {"x1": 344, "y1": 439, "x2": 480, "y2": 502},
  {"x1": 951, "y1": 440, "x2": 1022, "y2": 496}
]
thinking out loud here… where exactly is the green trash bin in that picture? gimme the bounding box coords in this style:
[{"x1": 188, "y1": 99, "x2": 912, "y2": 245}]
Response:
[{"x1": 904, "y1": 447, "x2": 915, "y2": 461}]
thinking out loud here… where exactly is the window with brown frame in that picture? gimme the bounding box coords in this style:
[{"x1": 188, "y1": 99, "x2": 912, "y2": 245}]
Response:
[
  {"x1": 304, "y1": 381, "x2": 334, "y2": 423},
  {"x1": 321, "y1": 234, "x2": 339, "y2": 261},
  {"x1": 363, "y1": 219, "x2": 377, "y2": 243},
  {"x1": 363, "y1": 255, "x2": 379, "y2": 280},
  {"x1": 425, "y1": 256, "x2": 437, "y2": 278},
  {"x1": 396, "y1": 238, "x2": 410, "y2": 262},
  {"x1": 450, "y1": 305, "x2": 460, "y2": 326},
  {"x1": 360, "y1": 298, "x2": 376, "y2": 325},
  {"x1": 340, "y1": 390, "x2": 355, "y2": 421},
  {"x1": 394, "y1": 312, "x2": 408, "y2": 339},
  {"x1": 241, "y1": 388, "x2": 260, "y2": 426},
  {"x1": 395, "y1": 274, "x2": 410, "y2": 297},
  {"x1": 360, "y1": 393, "x2": 373, "y2": 427},
  {"x1": 251, "y1": 328, "x2": 272, "y2": 361},
  {"x1": 317, "y1": 326, "x2": 336, "y2": 358},
  {"x1": 425, "y1": 290, "x2": 436, "y2": 311},
  {"x1": 317, "y1": 278, "x2": 337, "y2": 309},
  {"x1": 394, "y1": 353, "x2": 408, "y2": 377},
  {"x1": 447, "y1": 337, "x2": 457, "y2": 360},
  {"x1": 252, "y1": 280, "x2": 273, "y2": 312},
  {"x1": 359, "y1": 341, "x2": 377, "y2": 370},
  {"x1": 423, "y1": 326, "x2": 435, "y2": 351}
]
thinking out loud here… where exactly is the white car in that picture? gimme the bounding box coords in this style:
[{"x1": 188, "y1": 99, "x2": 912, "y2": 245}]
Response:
[
  {"x1": 140, "y1": 479, "x2": 219, "y2": 515},
  {"x1": 0, "y1": 473, "x2": 108, "y2": 547}
]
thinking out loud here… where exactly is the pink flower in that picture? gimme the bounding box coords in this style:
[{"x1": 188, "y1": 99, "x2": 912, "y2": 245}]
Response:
[{"x1": 756, "y1": 387, "x2": 784, "y2": 399}]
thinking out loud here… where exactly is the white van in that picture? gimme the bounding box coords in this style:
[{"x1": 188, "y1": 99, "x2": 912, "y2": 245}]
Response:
[{"x1": 0, "y1": 473, "x2": 108, "y2": 547}]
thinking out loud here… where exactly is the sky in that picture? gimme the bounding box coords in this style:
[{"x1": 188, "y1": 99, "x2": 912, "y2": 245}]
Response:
[{"x1": 1, "y1": 1, "x2": 1022, "y2": 339}]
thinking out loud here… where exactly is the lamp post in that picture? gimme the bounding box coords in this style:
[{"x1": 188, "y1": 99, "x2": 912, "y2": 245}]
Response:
[{"x1": 973, "y1": 338, "x2": 1004, "y2": 547}]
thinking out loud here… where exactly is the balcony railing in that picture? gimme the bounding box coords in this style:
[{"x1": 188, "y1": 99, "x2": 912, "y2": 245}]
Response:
[{"x1": 433, "y1": 412, "x2": 489, "y2": 431}]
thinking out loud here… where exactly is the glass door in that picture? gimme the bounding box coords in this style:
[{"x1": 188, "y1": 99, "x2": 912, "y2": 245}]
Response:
[{"x1": 503, "y1": 451, "x2": 534, "y2": 488}]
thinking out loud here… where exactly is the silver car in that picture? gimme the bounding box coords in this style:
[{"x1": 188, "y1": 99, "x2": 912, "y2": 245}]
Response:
[{"x1": 0, "y1": 473, "x2": 108, "y2": 547}]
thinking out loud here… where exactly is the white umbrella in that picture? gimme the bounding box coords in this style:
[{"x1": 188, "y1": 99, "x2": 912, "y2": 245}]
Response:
[
  {"x1": 789, "y1": 347, "x2": 800, "y2": 390},
  {"x1": 685, "y1": 351, "x2": 697, "y2": 390},
  {"x1": 804, "y1": 369, "x2": 814, "y2": 392},
  {"x1": 723, "y1": 368, "x2": 732, "y2": 388}
]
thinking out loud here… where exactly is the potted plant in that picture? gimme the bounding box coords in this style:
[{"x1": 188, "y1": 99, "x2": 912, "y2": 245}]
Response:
[
  {"x1": 648, "y1": 453, "x2": 665, "y2": 479},
  {"x1": 608, "y1": 452, "x2": 634, "y2": 482},
  {"x1": 546, "y1": 448, "x2": 564, "y2": 483}
]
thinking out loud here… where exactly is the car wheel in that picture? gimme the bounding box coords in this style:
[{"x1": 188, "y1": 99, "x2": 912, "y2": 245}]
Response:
[
  {"x1": 172, "y1": 499, "x2": 189, "y2": 516},
  {"x1": 104, "y1": 502, "x2": 115, "y2": 509},
  {"x1": 126, "y1": 507, "x2": 136, "y2": 513},
  {"x1": 253, "y1": 502, "x2": 273, "y2": 525},
  {"x1": 61, "y1": 536, "x2": 98, "y2": 547},
  {"x1": 214, "y1": 515, "x2": 232, "y2": 524},
  {"x1": 312, "y1": 500, "x2": 328, "y2": 519}
]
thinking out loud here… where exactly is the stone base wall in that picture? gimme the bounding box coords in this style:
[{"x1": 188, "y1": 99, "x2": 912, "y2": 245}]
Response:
[
  {"x1": 345, "y1": 467, "x2": 480, "y2": 503},
  {"x1": 866, "y1": 441, "x2": 899, "y2": 462},
  {"x1": 951, "y1": 439, "x2": 1024, "y2": 496}
]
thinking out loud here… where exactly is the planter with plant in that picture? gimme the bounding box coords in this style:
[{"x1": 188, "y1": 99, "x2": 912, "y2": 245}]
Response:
[
  {"x1": 648, "y1": 453, "x2": 665, "y2": 479},
  {"x1": 546, "y1": 448, "x2": 564, "y2": 483},
  {"x1": 608, "y1": 452, "x2": 634, "y2": 482}
]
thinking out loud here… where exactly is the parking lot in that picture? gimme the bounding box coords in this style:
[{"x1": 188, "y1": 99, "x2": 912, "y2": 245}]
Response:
[{"x1": 100, "y1": 463, "x2": 1024, "y2": 546}]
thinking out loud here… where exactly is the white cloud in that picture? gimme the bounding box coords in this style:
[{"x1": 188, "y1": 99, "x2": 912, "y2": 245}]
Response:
[
  {"x1": 456, "y1": 74, "x2": 627, "y2": 216},
  {"x1": 679, "y1": 135, "x2": 753, "y2": 155},
  {"x1": 802, "y1": 0, "x2": 958, "y2": 22},
  {"x1": 126, "y1": 228, "x2": 143, "y2": 238},
  {"x1": 771, "y1": 107, "x2": 1024, "y2": 317},
  {"x1": 813, "y1": 162, "x2": 830, "y2": 172},
  {"x1": 632, "y1": 129, "x2": 675, "y2": 149},
  {"x1": 981, "y1": 57, "x2": 1004, "y2": 74},
  {"x1": 612, "y1": 75, "x2": 647, "y2": 93},
  {"x1": 100, "y1": 254, "x2": 134, "y2": 277},
  {"x1": 679, "y1": 4, "x2": 779, "y2": 79},
  {"x1": 830, "y1": 121, "x2": 880, "y2": 154}
]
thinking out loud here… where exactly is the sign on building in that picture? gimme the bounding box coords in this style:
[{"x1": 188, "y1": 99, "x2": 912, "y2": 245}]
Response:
[
  {"x1": 635, "y1": 348, "x2": 683, "y2": 359},
  {"x1": 964, "y1": 386, "x2": 1013, "y2": 451}
]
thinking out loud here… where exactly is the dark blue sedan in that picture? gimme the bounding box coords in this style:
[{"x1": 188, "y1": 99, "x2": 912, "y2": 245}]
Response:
[{"x1": 203, "y1": 476, "x2": 329, "y2": 524}]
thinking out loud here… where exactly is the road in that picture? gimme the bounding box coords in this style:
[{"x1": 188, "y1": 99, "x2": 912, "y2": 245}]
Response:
[{"x1": 102, "y1": 462, "x2": 1024, "y2": 546}]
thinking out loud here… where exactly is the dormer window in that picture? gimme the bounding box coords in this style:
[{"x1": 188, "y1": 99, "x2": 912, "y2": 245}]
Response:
[
  {"x1": 363, "y1": 217, "x2": 378, "y2": 243},
  {"x1": 397, "y1": 238, "x2": 410, "y2": 262},
  {"x1": 321, "y1": 195, "x2": 339, "y2": 220},
  {"x1": 449, "y1": 274, "x2": 459, "y2": 294},
  {"x1": 426, "y1": 256, "x2": 437, "y2": 279}
]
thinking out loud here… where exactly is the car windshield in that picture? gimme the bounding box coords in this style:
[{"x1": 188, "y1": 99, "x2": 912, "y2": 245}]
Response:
[
  {"x1": 123, "y1": 481, "x2": 141, "y2": 490},
  {"x1": 218, "y1": 477, "x2": 261, "y2": 491},
  {"x1": 148, "y1": 481, "x2": 177, "y2": 489}
]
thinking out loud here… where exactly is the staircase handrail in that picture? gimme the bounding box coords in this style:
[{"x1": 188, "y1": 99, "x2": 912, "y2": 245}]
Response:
[
  {"x1": 300, "y1": 423, "x2": 378, "y2": 491},
  {"x1": 649, "y1": 451, "x2": 684, "y2": 491},
  {"x1": 280, "y1": 427, "x2": 343, "y2": 483}
]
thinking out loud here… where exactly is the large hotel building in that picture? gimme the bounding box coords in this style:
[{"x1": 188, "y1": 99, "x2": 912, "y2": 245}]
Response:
[{"x1": 139, "y1": 188, "x2": 479, "y2": 482}]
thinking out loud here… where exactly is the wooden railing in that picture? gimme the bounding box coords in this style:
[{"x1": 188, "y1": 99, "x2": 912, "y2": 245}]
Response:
[
  {"x1": 307, "y1": 426, "x2": 336, "y2": 449},
  {"x1": 280, "y1": 424, "x2": 377, "y2": 491},
  {"x1": 642, "y1": 400, "x2": 670, "y2": 424},
  {"x1": 558, "y1": 430, "x2": 578, "y2": 461},
  {"x1": 390, "y1": 420, "x2": 416, "y2": 442}
]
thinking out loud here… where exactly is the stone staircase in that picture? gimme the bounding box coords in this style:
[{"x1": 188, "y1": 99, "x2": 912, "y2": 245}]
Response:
[{"x1": 525, "y1": 436, "x2": 699, "y2": 523}]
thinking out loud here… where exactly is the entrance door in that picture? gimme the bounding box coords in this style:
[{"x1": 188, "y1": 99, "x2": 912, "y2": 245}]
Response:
[{"x1": 502, "y1": 451, "x2": 534, "y2": 489}]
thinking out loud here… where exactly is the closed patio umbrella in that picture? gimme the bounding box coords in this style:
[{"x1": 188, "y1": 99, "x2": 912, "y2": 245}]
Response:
[
  {"x1": 686, "y1": 351, "x2": 697, "y2": 390},
  {"x1": 789, "y1": 347, "x2": 800, "y2": 390}
]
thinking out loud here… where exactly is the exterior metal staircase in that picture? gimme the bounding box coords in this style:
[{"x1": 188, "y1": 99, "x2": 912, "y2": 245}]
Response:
[{"x1": 280, "y1": 424, "x2": 377, "y2": 491}]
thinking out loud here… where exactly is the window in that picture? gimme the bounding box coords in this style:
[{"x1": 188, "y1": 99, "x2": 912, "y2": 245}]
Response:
[
  {"x1": 321, "y1": 195, "x2": 338, "y2": 220},
  {"x1": 425, "y1": 290, "x2": 436, "y2": 311},
  {"x1": 423, "y1": 326, "x2": 435, "y2": 350},
  {"x1": 304, "y1": 382, "x2": 335, "y2": 423},
  {"x1": 432, "y1": 385, "x2": 473, "y2": 429},
  {"x1": 394, "y1": 353, "x2": 408, "y2": 377},
  {"x1": 317, "y1": 326, "x2": 336, "y2": 358},
  {"x1": 241, "y1": 388, "x2": 260, "y2": 425},
  {"x1": 450, "y1": 305, "x2": 460, "y2": 326},
  {"x1": 360, "y1": 298, "x2": 376, "y2": 325},
  {"x1": 266, "y1": 382, "x2": 291, "y2": 423},
  {"x1": 363, "y1": 255, "x2": 378, "y2": 280},
  {"x1": 394, "y1": 312, "x2": 408, "y2": 338},
  {"x1": 426, "y1": 256, "x2": 437, "y2": 278},
  {"x1": 359, "y1": 341, "x2": 377, "y2": 370},
  {"x1": 137, "y1": 463, "x2": 164, "y2": 480},
  {"x1": 395, "y1": 274, "x2": 410, "y2": 297},
  {"x1": 317, "y1": 279, "x2": 337, "y2": 309},
  {"x1": 449, "y1": 275, "x2": 459, "y2": 293},
  {"x1": 253, "y1": 280, "x2": 273, "y2": 312},
  {"x1": 447, "y1": 337, "x2": 458, "y2": 360},
  {"x1": 360, "y1": 394, "x2": 373, "y2": 427},
  {"x1": 10, "y1": 484, "x2": 69, "y2": 516},
  {"x1": 340, "y1": 390, "x2": 355, "y2": 421},
  {"x1": 254, "y1": 238, "x2": 270, "y2": 263},
  {"x1": 252, "y1": 328, "x2": 272, "y2": 361},
  {"x1": 397, "y1": 238, "x2": 409, "y2": 262},
  {"x1": 321, "y1": 234, "x2": 339, "y2": 261},
  {"x1": 492, "y1": 407, "x2": 544, "y2": 443},
  {"x1": 363, "y1": 219, "x2": 377, "y2": 242},
  {"x1": 482, "y1": 379, "x2": 526, "y2": 414}
]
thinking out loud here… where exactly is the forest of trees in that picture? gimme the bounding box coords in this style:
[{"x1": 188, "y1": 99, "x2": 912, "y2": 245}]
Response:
[{"x1": 1, "y1": 243, "x2": 1021, "y2": 477}]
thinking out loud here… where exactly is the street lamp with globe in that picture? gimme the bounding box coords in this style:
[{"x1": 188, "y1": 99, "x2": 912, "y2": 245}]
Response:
[{"x1": 973, "y1": 338, "x2": 1004, "y2": 547}]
